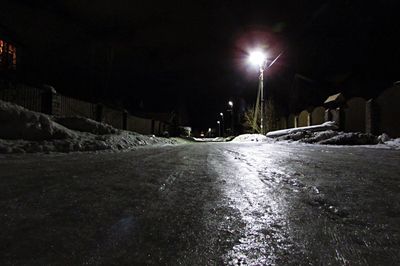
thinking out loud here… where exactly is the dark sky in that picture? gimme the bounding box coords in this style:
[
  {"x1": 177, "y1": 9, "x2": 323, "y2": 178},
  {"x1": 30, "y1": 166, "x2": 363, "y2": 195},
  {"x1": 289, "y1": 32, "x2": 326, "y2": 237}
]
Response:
[{"x1": 1, "y1": 0, "x2": 399, "y2": 128}]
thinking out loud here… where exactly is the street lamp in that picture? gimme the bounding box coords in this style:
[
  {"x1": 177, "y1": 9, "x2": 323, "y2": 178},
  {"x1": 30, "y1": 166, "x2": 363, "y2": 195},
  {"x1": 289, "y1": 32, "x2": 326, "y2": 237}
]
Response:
[
  {"x1": 228, "y1": 101, "x2": 234, "y2": 135},
  {"x1": 219, "y1": 112, "x2": 224, "y2": 136},
  {"x1": 217, "y1": 120, "x2": 221, "y2": 137},
  {"x1": 249, "y1": 50, "x2": 268, "y2": 134}
]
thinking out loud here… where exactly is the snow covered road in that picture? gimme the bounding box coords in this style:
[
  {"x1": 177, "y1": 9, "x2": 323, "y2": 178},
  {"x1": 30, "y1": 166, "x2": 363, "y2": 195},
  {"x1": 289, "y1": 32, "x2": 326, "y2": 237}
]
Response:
[{"x1": 1, "y1": 142, "x2": 399, "y2": 265}]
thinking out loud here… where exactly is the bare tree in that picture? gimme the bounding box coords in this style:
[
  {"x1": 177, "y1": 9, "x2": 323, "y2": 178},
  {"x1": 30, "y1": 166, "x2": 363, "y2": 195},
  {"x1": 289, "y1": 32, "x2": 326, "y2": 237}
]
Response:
[
  {"x1": 243, "y1": 105, "x2": 261, "y2": 133},
  {"x1": 265, "y1": 97, "x2": 279, "y2": 132}
]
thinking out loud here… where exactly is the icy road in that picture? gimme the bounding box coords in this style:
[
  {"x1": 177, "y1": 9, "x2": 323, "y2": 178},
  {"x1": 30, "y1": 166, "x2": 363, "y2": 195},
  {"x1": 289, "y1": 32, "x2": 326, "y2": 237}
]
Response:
[{"x1": 1, "y1": 142, "x2": 400, "y2": 265}]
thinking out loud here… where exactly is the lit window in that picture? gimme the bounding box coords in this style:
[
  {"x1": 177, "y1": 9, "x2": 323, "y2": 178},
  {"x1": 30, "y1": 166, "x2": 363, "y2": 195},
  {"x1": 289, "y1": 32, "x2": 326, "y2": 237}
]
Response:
[{"x1": 0, "y1": 39, "x2": 17, "y2": 70}]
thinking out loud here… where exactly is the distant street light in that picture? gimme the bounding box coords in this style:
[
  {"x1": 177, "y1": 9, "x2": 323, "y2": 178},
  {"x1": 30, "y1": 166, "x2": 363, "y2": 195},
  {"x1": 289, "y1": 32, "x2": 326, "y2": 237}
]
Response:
[
  {"x1": 249, "y1": 50, "x2": 268, "y2": 134},
  {"x1": 217, "y1": 120, "x2": 221, "y2": 137},
  {"x1": 228, "y1": 101, "x2": 234, "y2": 136},
  {"x1": 219, "y1": 112, "x2": 224, "y2": 136}
]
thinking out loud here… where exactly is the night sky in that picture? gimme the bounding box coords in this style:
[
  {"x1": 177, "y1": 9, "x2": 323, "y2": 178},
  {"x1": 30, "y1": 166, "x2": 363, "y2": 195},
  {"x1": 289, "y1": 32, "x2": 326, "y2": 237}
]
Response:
[{"x1": 1, "y1": 0, "x2": 399, "y2": 129}]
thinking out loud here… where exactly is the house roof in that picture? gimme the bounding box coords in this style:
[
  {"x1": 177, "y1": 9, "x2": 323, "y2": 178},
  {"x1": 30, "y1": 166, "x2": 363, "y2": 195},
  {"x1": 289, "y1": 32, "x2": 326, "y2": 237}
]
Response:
[
  {"x1": 324, "y1": 93, "x2": 346, "y2": 107},
  {"x1": 324, "y1": 93, "x2": 344, "y2": 103}
]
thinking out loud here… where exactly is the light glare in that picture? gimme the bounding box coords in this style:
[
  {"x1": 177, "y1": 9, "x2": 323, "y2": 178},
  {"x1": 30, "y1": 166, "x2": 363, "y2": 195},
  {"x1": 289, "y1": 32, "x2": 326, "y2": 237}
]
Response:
[{"x1": 249, "y1": 50, "x2": 266, "y2": 67}]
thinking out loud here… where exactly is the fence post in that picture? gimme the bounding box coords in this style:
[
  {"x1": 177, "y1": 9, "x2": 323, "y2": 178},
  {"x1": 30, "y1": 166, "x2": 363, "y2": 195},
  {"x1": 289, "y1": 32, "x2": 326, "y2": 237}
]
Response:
[
  {"x1": 338, "y1": 107, "x2": 345, "y2": 130},
  {"x1": 151, "y1": 120, "x2": 155, "y2": 135},
  {"x1": 41, "y1": 86, "x2": 60, "y2": 115},
  {"x1": 96, "y1": 103, "x2": 103, "y2": 122},
  {"x1": 365, "y1": 99, "x2": 378, "y2": 135},
  {"x1": 329, "y1": 107, "x2": 345, "y2": 130},
  {"x1": 122, "y1": 110, "x2": 128, "y2": 130},
  {"x1": 324, "y1": 108, "x2": 332, "y2": 122}
]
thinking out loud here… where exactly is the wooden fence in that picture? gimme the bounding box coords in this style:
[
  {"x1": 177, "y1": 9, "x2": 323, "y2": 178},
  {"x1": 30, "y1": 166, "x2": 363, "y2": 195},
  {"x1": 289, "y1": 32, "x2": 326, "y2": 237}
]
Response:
[
  {"x1": 276, "y1": 85, "x2": 400, "y2": 137},
  {"x1": 0, "y1": 81, "x2": 168, "y2": 135}
]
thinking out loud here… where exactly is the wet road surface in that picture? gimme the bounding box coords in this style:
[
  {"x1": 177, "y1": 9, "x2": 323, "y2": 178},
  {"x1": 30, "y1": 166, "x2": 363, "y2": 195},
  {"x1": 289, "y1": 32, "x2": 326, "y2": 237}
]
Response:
[{"x1": 0, "y1": 142, "x2": 399, "y2": 265}]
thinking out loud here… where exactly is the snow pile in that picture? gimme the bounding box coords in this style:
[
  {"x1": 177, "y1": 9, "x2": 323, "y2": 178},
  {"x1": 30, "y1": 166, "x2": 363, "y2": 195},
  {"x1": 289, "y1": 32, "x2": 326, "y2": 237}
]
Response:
[
  {"x1": 317, "y1": 132, "x2": 378, "y2": 145},
  {"x1": 297, "y1": 130, "x2": 339, "y2": 143},
  {"x1": 54, "y1": 116, "x2": 117, "y2": 135},
  {"x1": 275, "y1": 130, "x2": 378, "y2": 145},
  {"x1": 192, "y1": 137, "x2": 226, "y2": 142},
  {"x1": 273, "y1": 129, "x2": 400, "y2": 148},
  {"x1": 232, "y1": 134, "x2": 270, "y2": 143},
  {"x1": 0, "y1": 100, "x2": 179, "y2": 153},
  {"x1": 98, "y1": 131, "x2": 179, "y2": 150},
  {"x1": 377, "y1": 133, "x2": 390, "y2": 143},
  {"x1": 0, "y1": 132, "x2": 179, "y2": 153},
  {"x1": 385, "y1": 138, "x2": 400, "y2": 149},
  {"x1": 0, "y1": 137, "x2": 105, "y2": 153},
  {"x1": 267, "y1": 122, "x2": 383, "y2": 146},
  {"x1": 375, "y1": 133, "x2": 400, "y2": 149},
  {"x1": 0, "y1": 100, "x2": 76, "y2": 140},
  {"x1": 266, "y1": 121, "x2": 338, "y2": 138}
]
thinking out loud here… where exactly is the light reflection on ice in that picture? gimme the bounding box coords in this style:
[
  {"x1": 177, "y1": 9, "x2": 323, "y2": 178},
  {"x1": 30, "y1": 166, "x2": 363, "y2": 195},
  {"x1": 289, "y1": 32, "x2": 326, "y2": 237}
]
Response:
[{"x1": 216, "y1": 147, "x2": 294, "y2": 265}]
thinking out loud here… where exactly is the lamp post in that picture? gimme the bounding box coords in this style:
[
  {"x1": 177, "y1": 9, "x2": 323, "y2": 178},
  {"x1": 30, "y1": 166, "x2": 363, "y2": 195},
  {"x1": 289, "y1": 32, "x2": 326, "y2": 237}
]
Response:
[
  {"x1": 249, "y1": 50, "x2": 267, "y2": 134},
  {"x1": 228, "y1": 101, "x2": 234, "y2": 135},
  {"x1": 216, "y1": 120, "x2": 221, "y2": 137},
  {"x1": 219, "y1": 112, "x2": 224, "y2": 137}
]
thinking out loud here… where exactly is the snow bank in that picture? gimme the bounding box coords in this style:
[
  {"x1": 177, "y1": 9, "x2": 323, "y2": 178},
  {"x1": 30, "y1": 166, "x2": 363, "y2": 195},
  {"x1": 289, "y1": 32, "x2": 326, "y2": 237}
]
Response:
[
  {"x1": 192, "y1": 137, "x2": 226, "y2": 142},
  {"x1": 266, "y1": 121, "x2": 338, "y2": 138},
  {"x1": 381, "y1": 137, "x2": 400, "y2": 149},
  {"x1": 0, "y1": 132, "x2": 180, "y2": 153},
  {"x1": 275, "y1": 129, "x2": 378, "y2": 145},
  {"x1": 0, "y1": 100, "x2": 180, "y2": 153},
  {"x1": 297, "y1": 130, "x2": 339, "y2": 143},
  {"x1": 317, "y1": 132, "x2": 378, "y2": 145},
  {"x1": 273, "y1": 130, "x2": 400, "y2": 148},
  {"x1": 54, "y1": 116, "x2": 117, "y2": 135},
  {"x1": 232, "y1": 134, "x2": 270, "y2": 143},
  {"x1": 0, "y1": 100, "x2": 76, "y2": 140},
  {"x1": 265, "y1": 122, "x2": 386, "y2": 146}
]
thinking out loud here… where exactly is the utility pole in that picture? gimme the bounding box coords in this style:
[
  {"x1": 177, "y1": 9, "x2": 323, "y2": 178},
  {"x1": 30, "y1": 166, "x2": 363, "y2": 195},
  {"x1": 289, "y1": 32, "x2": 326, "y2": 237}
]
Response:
[
  {"x1": 228, "y1": 101, "x2": 234, "y2": 135},
  {"x1": 259, "y1": 65, "x2": 264, "y2": 134}
]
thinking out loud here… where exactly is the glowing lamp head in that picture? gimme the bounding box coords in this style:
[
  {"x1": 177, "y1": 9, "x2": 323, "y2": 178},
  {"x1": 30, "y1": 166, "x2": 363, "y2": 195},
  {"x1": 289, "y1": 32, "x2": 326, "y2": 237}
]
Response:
[
  {"x1": 217, "y1": 120, "x2": 220, "y2": 124},
  {"x1": 249, "y1": 50, "x2": 266, "y2": 67},
  {"x1": 228, "y1": 101, "x2": 233, "y2": 107},
  {"x1": 220, "y1": 112, "x2": 223, "y2": 116}
]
